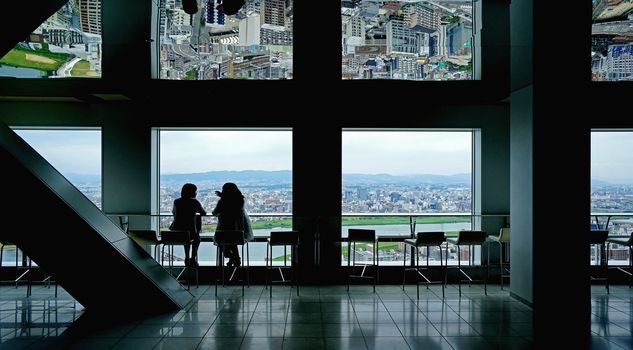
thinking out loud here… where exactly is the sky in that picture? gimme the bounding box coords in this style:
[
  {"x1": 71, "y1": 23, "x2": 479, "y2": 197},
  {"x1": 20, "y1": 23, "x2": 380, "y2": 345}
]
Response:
[
  {"x1": 13, "y1": 129, "x2": 475, "y2": 176},
  {"x1": 15, "y1": 129, "x2": 101, "y2": 175},
  {"x1": 342, "y1": 131, "x2": 472, "y2": 175},
  {"x1": 591, "y1": 131, "x2": 633, "y2": 184},
  {"x1": 160, "y1": 130, "x2": 293, "y2": 173}
]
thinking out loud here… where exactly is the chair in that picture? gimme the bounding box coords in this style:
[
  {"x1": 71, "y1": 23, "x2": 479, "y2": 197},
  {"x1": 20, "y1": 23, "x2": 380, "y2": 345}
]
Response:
[
  {"x1": 347, "y1": 229, "x2": 378, "y2": 293},
  {"x1": 267, "y1": 231, "x2": 299, "y2": 297},
  {"x1": 403, "y1": 231, "x2": 447, "y2": 299},
  {"x1": 606, "y1": 233, "x2": 633, "y2": 288},
  {"x1": 160, "y1": 230, "x2": 198, "y2": 290},
  {"x1": 128, "y1": 230, "x2": 162, "y2": 262},
  {"x1": 589, "y1": 230, "x2": 609, "y2": 293},
  {"x1": 0, "y1": 240, "x2": 32, "y2": 296},
  {"x1": 214, "y1": 230, "x2": 249, "y2": 296},
  {"x1": 487, "y1": 227, "x2": 511, "y2": 290},
  {"x1": 446, "y1": 230, "x2": 488, "y2": 296}
]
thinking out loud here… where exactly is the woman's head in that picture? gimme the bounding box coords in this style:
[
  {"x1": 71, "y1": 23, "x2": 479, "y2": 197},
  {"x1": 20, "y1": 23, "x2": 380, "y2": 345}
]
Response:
[
  {"x1": 218, "y1": 182, "x2": 243, "y2": 199},
  {"x1": 181, "y1": 183, "x2": 198, "y2": 198}
]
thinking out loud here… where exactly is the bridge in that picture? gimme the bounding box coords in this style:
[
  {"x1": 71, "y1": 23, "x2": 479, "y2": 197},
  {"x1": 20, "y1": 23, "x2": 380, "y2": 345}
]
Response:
[{"x1": 592, "y1": 20, "x2": 633, "y2": 35}]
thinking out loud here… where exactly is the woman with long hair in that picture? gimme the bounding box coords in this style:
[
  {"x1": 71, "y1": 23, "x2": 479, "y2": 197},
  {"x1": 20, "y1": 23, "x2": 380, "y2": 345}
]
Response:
[
  {"x1": 171, "y1": 183, "x2": 206, "y2": 266},
  {"x1": 212, "y1": 182, "x2": 253, "y2": 267}
]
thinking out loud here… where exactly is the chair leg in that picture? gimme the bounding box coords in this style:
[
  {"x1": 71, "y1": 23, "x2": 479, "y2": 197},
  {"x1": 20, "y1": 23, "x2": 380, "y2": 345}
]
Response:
[
  {"x1": 347, "y1": 242, "x2": 351, "y2": 292},
  {"x1": 416, "y1": 248, "x2": 419, "y2": 299},
  {"x1": 373, "y1": 240, "x2": 377, "y2": 293}
]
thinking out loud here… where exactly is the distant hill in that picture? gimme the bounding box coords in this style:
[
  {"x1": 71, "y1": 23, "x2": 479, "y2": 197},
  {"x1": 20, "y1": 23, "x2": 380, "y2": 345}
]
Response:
[
  {"x1": 343, "y1": 173, "x2": 471, "y2": 185},
  {"x1": 65, "y1": 173, "x2": 101, "y2": 184},
  {"x1": 160, "y1": 170, "x2": 292, "y2": 186}
]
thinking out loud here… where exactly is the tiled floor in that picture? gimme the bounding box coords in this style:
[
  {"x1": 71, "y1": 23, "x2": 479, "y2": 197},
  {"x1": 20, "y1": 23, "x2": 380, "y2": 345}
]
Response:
[{"x1": 0, "y1": 282, "x2": 628, "y2": 349}]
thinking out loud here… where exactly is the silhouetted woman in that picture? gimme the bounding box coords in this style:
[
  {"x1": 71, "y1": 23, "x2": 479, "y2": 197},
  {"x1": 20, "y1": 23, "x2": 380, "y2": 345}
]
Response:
[
  {"x1": 212, "y1": 182, "x2": 253, "y2": 267},
  {"x1": 171, "y1": 183, "x2": 206, "y2": 266}
]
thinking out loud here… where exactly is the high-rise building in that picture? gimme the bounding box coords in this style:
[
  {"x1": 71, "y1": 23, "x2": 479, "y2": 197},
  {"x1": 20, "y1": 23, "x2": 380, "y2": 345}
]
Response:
[
  {"x1": 239, "y1": 13, "x2": 261, "y2": 46},
  {"x1": 262, "y1": 0, "x2": 286, "y2": 27},
  {"x1": 607, "y1": 44, "x2": 633, "y2": 80},
  {"x1": 79, "y1": 0, "x2": 102, "y2": 35},
  {"x1": 404, "y1": 3, "x2": 439, "y2": 31},
  {"x1": 207, "y1": 0, "x2": 226, "y2": 25}
]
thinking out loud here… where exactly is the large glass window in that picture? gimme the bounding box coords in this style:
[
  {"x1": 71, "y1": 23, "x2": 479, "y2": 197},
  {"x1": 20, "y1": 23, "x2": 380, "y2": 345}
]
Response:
[
  {"x1": 13, "y1": 129, "x2": 102, "y2": 209},
  {"x1": 342, "y1": 130, "x2": 473, "y2": 265},
  {"x1": 153, "y1": 0, "x2": 293, "y2": 80},
  {"x1": 341, "y1": 0, "x2": 480, "y2": 80},
  {"x1": 591, "y1": 131, "x2": 633, "y2": 266},
  {"x1": 0, "y1": 0, "x2": 102, "y2": 78},
  {"x1": 591, "y1": 0, "x2": 633, "y2": 81},
  {"x1": 158, "y1": 129, "x2": 292, "y2": 265}
]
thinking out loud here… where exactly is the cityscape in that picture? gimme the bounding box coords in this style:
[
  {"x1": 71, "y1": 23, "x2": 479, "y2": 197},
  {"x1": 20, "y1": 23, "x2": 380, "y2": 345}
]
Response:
[
  {"x1": 158, "y1": 0, "x2": 293, "y2": 80},
  {"x1": 591, "y1": 0, "x2": 633, "y2": 81},
  {"x1": 0, "y1": 0, "x2": 102, "y2": 78},
  {"x1": 342, "y1": 0, "x2": 476, "y2": 80}
]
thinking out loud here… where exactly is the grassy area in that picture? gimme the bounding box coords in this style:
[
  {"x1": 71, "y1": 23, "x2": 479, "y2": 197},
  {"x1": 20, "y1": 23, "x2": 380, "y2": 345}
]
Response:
[
  {"x1": 0, "y1": 44, "x2": 71, "y2": 72},
  {"x1": 272, "y1": 254, "x2": 291, "y2": 262},
  {"x1": 184, "y1": 68, "x2": 197, "y2": 80},
  {"x1": 342, "y1": 216, "x2": 470, "y2": 226},
  {"x1": 70, "y1": 60, "x2": 96, "y2": 77}
]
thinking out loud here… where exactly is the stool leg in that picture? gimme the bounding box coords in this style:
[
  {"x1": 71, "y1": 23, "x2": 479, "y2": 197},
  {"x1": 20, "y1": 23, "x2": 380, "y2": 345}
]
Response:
[
  {"x1": 416, "y1": 247, "x2": 419, "y2": 299},
  {"x1": 457, "y1": 245, "x2": 461, "y2": 297},
  {"x1": 347, "y1": 242, "x2": 351, "y2": 292},
  {"x1": 294, "y1": 245, "x2": 299, "y2": 296},
  {"x1": 373, "y1": 241, "x2": 377, "y2": 293},
  {"x1": 402, "y1": 244, "x2": 407, "y2": 291},
  {"x1": 440, "y1": 244, "x2": 445, "y2": 299},
  {"x1": 483, "y1": 244, "x2": 487, "y2": 296},
  {"x1": 269, "y1": 243, "x2": 273, "y2": 298}
]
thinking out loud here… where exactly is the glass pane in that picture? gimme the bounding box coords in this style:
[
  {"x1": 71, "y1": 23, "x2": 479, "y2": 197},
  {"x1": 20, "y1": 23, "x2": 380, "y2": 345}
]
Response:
[
  {"x1": 14, "y1": 129, "x2": 102, "y2": 209},
  {"x1": 156, "y1": 0, "x2": 293, "y2": 80},
  {"x1": 159, "y1": 129, "x2": 293, "y2": 265},
  {"x1": 0, "y1": 0, "x2": 102, "y2": 78},
  {"x1": 592, "y1": 0, "x2": 633, "y2": 81},
  {"x1": 342, "y1": 0, "x2": 477, "y2": 80},
  {"x1": 341, "y1": 130, "x2": 473, "y2": 265},
  {"x1": 591, "y1": 131, "x2": 633, "y2": 266}
]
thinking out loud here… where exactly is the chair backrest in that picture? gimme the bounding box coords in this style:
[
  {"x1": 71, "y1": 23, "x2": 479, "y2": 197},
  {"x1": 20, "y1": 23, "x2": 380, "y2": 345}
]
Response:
[
  {"x1": 456, "y1": 230, "x2": 487, "y2": 245},
  {"x1": 214, "y1": 230, "x2": 245, "y2": 245},
  {"x1": 415, "y1": 231, "x2": 445, "y2": 245},
  {"x1": 160, "y1": 230, "x2": 192, "y2": 245},
  {"x1": 128, "y1": 230, "x2": 159, "y2": 245},
  {"x1": 589, "y1": 230, "x2": 609, "y2": 245},
  {"x1": 270, "y1": 231, "x2": 299, "y2": 246},
  {"x1": 348, "y1": 229, "x2": 376, "y2": 243},
  {"x1": 498, "y1": 227, "x2": 511, "y2": 242}
]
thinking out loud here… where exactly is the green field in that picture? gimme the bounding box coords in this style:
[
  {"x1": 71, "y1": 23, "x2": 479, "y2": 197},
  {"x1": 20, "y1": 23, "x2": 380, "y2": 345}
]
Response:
[
  {"x1": 0, "y1": 44, "x2": 71, "y2": 72},
  {"x1": 70, "y1": 60, "x2": 97, "y2": 77}
]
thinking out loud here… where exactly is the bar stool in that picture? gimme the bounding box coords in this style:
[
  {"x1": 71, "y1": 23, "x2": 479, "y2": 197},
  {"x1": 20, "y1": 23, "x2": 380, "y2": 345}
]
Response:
[
  {"x1": 160, "y1": 230, "x2": 198, "y2": 290},
  {"x1": 606, "y1": 232, "x2": 633, "y2": 288},
  {"x1": 486, "y1": 227, "x2": 511, "y2": 289},
  {"x1": 589, "y1": 230, "x2": 609, "y2": 293},
  {"x1": 347, "y1": 228, "x2": 378, "y2": 293},
  {"x1": 266, "y1": 230, "x2": 299, "y2": 297},
  {"x1": 214, "y1": 230, "x2": 249, "y2": 296},
  {"x1": 402, "y1": 231, "x2": 447, "y2": 298},
  {"x1": 128, "y1": 230, "x2": 162, "y2": 262},
  {"x1": 446, "y1": 230, "x2": 488, "y2": 296}
]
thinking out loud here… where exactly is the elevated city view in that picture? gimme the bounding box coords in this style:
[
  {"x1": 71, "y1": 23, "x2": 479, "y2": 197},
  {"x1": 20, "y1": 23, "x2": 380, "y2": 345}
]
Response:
[
  {"x1": 341, "y1": 0, "x2": 476, "y2": 80},
  {"x1": 592, "y1": 0, "x2": 633, "y2": 81},
  {"x1": 157, "y1": 0, "x2": 293, "y2": 80},
  {"x1": 0, "y1": 0, "x2": 102, "y2": 78}
]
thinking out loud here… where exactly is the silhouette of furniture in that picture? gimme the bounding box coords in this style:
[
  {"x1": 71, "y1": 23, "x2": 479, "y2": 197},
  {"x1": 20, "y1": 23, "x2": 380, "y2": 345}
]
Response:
[
  {"x1": 403, "y1": 231, "x2": 447, "y2": 298},
  {"x1": 487, "y1": 227, "x2": 511, "y2": 290},
  {"x1": 160, "y1": 230, "x2": 198, "y2": 290},
  {"x1": 446, "y1": 230, "x2": 488, "y2": 296},
  {"x1": 347, "y1": 229, "x2": 378, "y2": 293},
  {"x1": 589, "y1": 230, "x2": 609, "y2": 293},
  {"x1": 606, "y1": 232, "x2": 633, "y2": 288},
  {"x1": 127, "y1": 230, "x2": 162, "y2": 262},
  {"x1": 214, "y1": 230, "x2": 249, "y2": 296},
  {"x1": 0, "y1": 240, "x2": 32, "y2": 296},
  {"x1": 266, "y1": 231, "x2": 300, "y2": 297}
]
